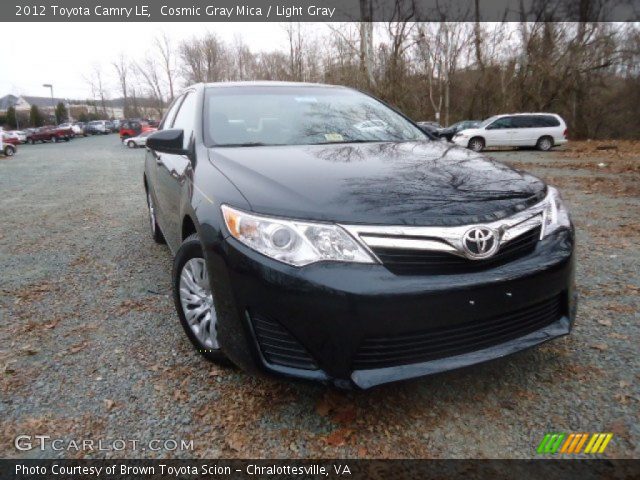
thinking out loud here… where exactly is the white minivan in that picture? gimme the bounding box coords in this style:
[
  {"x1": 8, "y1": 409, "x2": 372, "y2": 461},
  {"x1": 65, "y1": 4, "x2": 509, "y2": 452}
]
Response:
[{"x1": 452, "y1": 113, "x2": 568, "y2": 152}]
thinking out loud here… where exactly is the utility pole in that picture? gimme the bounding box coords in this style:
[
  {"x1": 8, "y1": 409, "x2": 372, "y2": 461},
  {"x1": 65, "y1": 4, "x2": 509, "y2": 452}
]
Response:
[{"x1": 43, "y1": 84, "x2": 54, "y2": 124}]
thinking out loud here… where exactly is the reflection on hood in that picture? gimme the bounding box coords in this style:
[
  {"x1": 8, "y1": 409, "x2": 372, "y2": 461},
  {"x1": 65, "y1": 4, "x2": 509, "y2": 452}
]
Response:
[{"x1": 209, "y1": 140, "x2": 546, "y2": 226}]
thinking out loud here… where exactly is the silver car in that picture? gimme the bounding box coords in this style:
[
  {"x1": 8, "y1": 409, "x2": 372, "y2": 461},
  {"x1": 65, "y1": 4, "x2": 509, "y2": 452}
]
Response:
[{"x1": 124, "y1": 130, "x2": 155, "y2": 148}]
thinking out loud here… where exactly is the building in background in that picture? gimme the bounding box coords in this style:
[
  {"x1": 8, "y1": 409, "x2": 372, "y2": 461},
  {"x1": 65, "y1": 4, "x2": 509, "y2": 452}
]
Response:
[{"x1": 0, "y1": 94, "x2": 162, "y2": 124}]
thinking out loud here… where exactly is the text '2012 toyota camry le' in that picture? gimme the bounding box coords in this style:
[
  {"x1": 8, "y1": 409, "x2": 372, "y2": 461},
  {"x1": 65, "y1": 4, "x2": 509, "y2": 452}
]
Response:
[{"x1": 143, "y1": 82, "x2": 576, "y2": 389}]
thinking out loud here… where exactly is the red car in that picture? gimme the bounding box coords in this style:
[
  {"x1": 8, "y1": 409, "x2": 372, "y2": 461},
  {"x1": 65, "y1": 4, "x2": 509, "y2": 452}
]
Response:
[
  {"x1": 26, "y1": 126, "x2": 72, "y2": 144},
  {"x1": 119, "y1": 120, "x2": 155, "y2": 140},
  {"x1": 1, "y1": 134, "x2": 18, "y2": 156},
  {"x1": 119, "y1": 120, "x2": 143, "y2": 139}
]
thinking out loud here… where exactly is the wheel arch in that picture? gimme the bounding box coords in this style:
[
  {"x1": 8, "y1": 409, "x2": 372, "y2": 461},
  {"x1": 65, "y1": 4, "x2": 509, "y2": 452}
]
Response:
[
  {"x1": 182, "y1": 214, "x2": 198, "y2": 241},
  {"x1": 468, "y1": 136, "x2": 486, "y2": 150}
]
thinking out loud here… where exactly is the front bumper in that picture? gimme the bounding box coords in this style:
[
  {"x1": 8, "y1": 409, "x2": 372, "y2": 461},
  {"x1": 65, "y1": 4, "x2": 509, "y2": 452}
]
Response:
[
  {"x1": 451, "y1": 136, "x2": 469, "y2": 147},
  {"x1": 206, "y1": 228, "x2": 576, "y2": 389}
]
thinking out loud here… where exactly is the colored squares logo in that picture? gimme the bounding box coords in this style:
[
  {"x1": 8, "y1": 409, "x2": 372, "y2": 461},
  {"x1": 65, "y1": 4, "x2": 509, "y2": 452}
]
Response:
[{"x1": 537, "y1": 433, "x2": 613, "y2": 454}]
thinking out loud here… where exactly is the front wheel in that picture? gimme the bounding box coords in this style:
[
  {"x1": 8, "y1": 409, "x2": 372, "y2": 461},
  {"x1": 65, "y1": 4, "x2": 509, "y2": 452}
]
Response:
[
  {"x1": 4, "y1": 146, "x2": 16, "y2": 156},
  {"x1": 51, "y1": 136, "x2": 57, "y2": 143},
  {"x1": 468, "y1": 137, "x2": 485, "y2": 152},
  {"x1": 173, "y1": 234, "x2": 227, "y2": 363},
  {"x1": 127, "y1": 140, "x2": 136, "y2": 148},
  {"x1": 27, "y1": 138, "x2": 34, "y2": 145}
]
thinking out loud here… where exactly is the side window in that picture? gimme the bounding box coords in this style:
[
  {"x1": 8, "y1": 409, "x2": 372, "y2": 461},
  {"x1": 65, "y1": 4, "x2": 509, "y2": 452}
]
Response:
[
  {"x1": 539, "y1": 115, "x2": 560, "y2": 127},
  {"x1": 171, "y1": 91, "x2": 197, "y2": 149},
  {"x1": 490, "y1": 117, "x2": 514, "y2": 129},
  {"x1": 160, "y1": 94, "x2": 184, "y2": 130},
  {"x1": 511, "y1": 117, "x2": 528, "y2": 128}
]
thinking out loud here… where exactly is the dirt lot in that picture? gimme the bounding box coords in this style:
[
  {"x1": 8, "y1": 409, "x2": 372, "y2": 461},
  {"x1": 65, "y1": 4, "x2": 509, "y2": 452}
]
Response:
[{"x1": 0, "y1": 135, "x2": 638, "y2": 459}]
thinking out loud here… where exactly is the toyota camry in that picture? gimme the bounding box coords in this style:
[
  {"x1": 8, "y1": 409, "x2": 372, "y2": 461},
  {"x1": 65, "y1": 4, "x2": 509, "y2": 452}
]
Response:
[{"x1": 143, "y1": 82, "x2": 576, "y2": 389}]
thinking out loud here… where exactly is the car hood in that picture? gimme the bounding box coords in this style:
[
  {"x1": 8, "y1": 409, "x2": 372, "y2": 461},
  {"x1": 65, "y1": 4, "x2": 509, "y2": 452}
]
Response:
[{"x1": 208, "y1": 141, "x2": 546, "y2": 226}]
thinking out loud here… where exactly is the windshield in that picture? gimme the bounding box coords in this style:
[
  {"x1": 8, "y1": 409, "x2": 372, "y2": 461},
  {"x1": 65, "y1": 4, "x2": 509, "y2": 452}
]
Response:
[
  {"x1": 479, "y1": 116, "x2": 500, "y2": 128},
  {"x1": 204, "y1": 86, "x2": 427, "y2": 147}
]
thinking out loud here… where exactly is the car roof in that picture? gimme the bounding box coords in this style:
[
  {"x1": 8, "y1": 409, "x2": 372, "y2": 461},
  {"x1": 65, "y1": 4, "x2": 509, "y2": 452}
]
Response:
[
  {"x1": 495, "y1": 112, "x2": 561, "y2": 117},
  {"x1": 200, "y1": 81, "x2": 348, "y2": 90}
]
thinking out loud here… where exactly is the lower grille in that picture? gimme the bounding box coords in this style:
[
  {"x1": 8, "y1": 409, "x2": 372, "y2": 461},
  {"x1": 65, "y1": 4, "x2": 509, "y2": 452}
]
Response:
[
  {"x1": 373, "y1": 226, "x2": 541, "y2": 275},
  {"x1": 251, "y1": 315, "x2": 318, "y2": 370},
  {"x1": 352, "y1": 294, "x2": 564, "y2": 370}
]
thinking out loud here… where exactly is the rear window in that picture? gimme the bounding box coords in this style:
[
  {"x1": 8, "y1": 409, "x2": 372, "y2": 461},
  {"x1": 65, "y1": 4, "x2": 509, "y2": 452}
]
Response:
[
  {"x1": 534, "y1": 115, "x2": 561, "y2": 127},
  {"x1": 515, "y1": 115, "x2": 561, "y2": 128}
]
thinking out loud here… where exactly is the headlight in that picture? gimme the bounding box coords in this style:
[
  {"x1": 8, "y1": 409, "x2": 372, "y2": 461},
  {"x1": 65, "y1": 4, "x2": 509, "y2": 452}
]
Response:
[
  {"x1": 542, "y1": 186, "x2": 571, "y2": 238},
  {"x1": 221, "y1": 205, "x2": 375, "y2": 267}
]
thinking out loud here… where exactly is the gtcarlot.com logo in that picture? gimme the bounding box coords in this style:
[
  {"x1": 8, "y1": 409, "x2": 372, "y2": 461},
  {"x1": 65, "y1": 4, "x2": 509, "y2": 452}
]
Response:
[{"x1": 537, "y1": 433, "x2": 613, "y2": 454}]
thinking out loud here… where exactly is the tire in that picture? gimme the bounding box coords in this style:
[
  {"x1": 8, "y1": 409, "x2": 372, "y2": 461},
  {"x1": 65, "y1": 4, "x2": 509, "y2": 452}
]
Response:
[
  {"x1": 173, "y1": 233, "x2": 227, "y2": 363},
  {"x1": 127, "y1": 140, "x2": 136, "y2": 148},
  {"x1": 51, "y1": 136, "x2": 57, "y2": 143},
  {"x1": 4, "y1": 146, "x2": 15, "y2": 156},
  {"x1": 468, "y1": 137, "x2": 485, "y2": 152},
  {"x1": 536, "y1": 136, "x2": 553, "y2": 151},
  {"x1": 146, "y1": 190, "x2": 165, "y2": 244},
  {"x1": 27, "y1": 138, "x2": 34, "y2": 145}
]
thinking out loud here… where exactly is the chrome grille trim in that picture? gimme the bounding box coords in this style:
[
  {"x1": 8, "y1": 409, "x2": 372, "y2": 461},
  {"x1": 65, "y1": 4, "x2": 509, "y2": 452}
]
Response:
[{"x1": 341, "y1": 193, "x2": 549, "y2": 262}]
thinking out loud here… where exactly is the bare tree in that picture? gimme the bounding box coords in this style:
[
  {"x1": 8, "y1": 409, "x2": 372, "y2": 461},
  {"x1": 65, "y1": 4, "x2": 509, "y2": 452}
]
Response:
[
  {"x1": 112, "y1": 53, "x2": 130, "y2": 117},
  {"x1": 415, "y1": 23, "x2": 469, "y2": 125},
  {"x1": 85, "y1": 65, "x2": 109, "y2": 117},
  {"x1": 134, "y1": 56, "x2": 165, "y2": 117},
  {"x1": 359, "y1": 0, "x2": 376, "y2": 87},
  {"x1": 180, "y1": 33, "x2": 229, "y2": 83},
  {"x1": 285, "y1": 23, "x2": 304, "y2": 81},
  {"x1": 155, "y1": 33, "x2": 176, "y2": 102}
]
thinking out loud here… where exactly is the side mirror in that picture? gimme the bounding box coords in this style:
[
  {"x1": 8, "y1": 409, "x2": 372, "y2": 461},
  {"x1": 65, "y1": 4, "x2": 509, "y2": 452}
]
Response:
[{"x1": 146, "y1": 129, "x2": 186, "y2": 155}]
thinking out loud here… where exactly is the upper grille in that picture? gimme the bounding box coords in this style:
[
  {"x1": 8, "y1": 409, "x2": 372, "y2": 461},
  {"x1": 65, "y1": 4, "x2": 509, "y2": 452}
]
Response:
[
  {"x1": 352, "y1": 293, "x2": 564, "y2": 370},
  {"x1": 251, "y1": 315, "x2": 318, "y2": 371},
  {"x1": 372, "y1": 226, "x2": 541, "y2": 275}
]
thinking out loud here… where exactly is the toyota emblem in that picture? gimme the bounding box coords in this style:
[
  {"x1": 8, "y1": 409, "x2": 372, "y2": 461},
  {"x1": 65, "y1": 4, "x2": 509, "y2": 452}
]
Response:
[{"x1": 462, "y1": 227, "x2": 499, "y2": 259}]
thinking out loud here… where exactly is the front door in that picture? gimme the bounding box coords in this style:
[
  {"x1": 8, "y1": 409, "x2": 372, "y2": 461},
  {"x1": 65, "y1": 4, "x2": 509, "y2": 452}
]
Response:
[{"x1": 483, "y1": 116, "x2": 517, "y2": 147}]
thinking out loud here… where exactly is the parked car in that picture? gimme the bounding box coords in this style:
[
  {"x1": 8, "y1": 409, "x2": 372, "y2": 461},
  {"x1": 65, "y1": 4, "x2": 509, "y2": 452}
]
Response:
[
  {"x1": 452, "y1": 113, "x2": 568, "y2": 152},
  {"x1": 142, "y1": 82, "x2": 576, "y2": 389},
  {"x1": 437, "y1": 120, "x2": 480, "y2": 142},
  {"x1": 54, "y1": 124, "x2": 74, "y2": 140},
  {"x1": 119, "y1": 120, "x2": 144, "y2": 139},
  {"x1": 73, "y1": 122, "x2": 89, "y2": 136},
  {"x1": 84, "y1": 123, "x2": 100, "y2": 135},
  {"x1": 1, "y1": 133, "x2": 18, "y2": 156},
  {"x1": 25, "y1": 126, "x2": 70, "y2": 144},
  {"x1": 87, "y1": 120, "x2": 110, "y2": 134},
  {"x1": 124, "y1": 129, "x2": 156, "y2": 148},
  {"x1": 6, "y1": 130, "x2": 27, "y2": 143},
  {"x1": 416, "y1": 121, "x2": 441, "y2": 136},
  {"x1": 59, "y1": 123, "x2": 84, "y2": 137}
]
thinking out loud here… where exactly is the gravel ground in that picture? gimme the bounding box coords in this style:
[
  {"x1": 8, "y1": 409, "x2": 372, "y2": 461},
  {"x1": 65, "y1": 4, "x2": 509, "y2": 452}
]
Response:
[{"x1": 0, "y1": 135, "x2": 638, "y2": 459}]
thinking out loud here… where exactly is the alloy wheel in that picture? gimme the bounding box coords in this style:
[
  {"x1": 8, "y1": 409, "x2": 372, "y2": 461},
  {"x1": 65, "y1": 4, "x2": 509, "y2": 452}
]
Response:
[
  {"x1": 538, "y1": 138, "x2": 552, "y2": 151},
  {"x1": 469, "y1": 139, "x2": 483, "y2": 152},
  {"x1": 179, "y1": 258, "x2": 219, "y2": 350}
]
